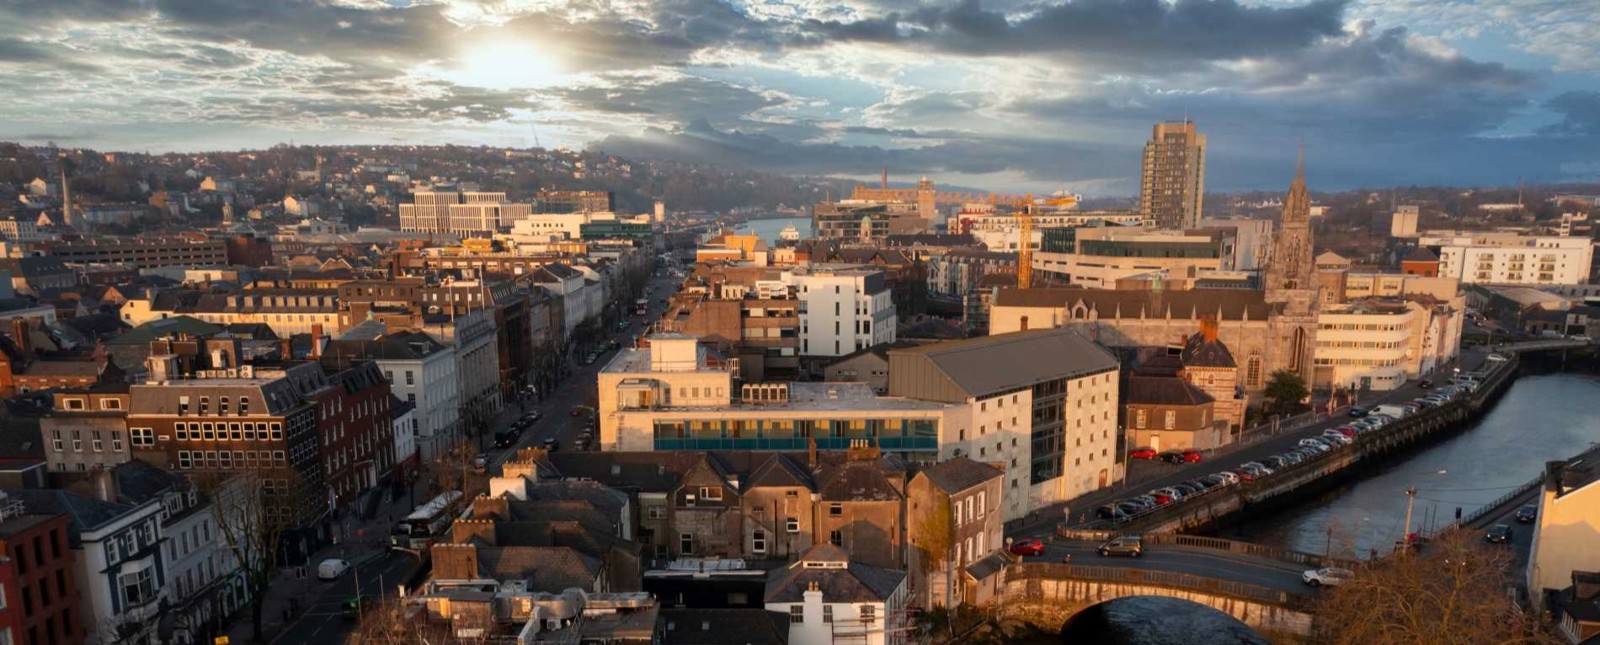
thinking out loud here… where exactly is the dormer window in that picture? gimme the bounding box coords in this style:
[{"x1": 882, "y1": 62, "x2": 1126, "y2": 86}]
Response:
[{"x1": 698, "y1": 487, "x2": 723, "y2": 503}]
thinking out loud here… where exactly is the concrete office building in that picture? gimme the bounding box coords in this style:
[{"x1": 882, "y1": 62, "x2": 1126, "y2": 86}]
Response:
[
  {"x1": 887, "y1": 329, "x2": 1121, "y2": 521},
  {"x1": 1140, "y1": 121, "x2": 1206, "y2": 230}
]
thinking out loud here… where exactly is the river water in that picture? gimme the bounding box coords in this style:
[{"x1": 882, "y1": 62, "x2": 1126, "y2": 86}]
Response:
[
  {"x1": 1218, "y1": 372, "x2": 1600, "y2": 556},
  {"x1": 735, "y1": 216, "x2": 811, "y2": 244}
]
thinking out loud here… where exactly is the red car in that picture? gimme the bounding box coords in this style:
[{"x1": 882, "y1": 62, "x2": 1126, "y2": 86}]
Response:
[
  {"x1": 1181, "y1": 449, "x2": 1203, "y2": 463},
  {"x1": 1148, "y1": 491, "x2": 1173, "y2": 505},
  {"x1": 1331, "y1": 426, "x2": 1358, "y2": 437},
  {"x1": 1128, "y1": 447, "x2": 1158, "y2": 460},
  {"x1": 1009, "y1": 538, "x2": 1046, "y2": 556}
]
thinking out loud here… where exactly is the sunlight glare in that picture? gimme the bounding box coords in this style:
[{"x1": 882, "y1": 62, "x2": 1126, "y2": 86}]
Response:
[{"x1": 453, "y1": 43, "x2": 564, "y2": 90}]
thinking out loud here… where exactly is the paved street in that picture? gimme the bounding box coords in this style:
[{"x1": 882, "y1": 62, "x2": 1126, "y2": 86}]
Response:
[
  {"x1": 1010, "y1": 351, "x2": 1492, "y2": 539},
  {"x1": 1025, "y1": 540, "x2": 1318, "y2": 594},
  {"x1": 271, "y1": 550, "x2": 421, "y2": 644}
]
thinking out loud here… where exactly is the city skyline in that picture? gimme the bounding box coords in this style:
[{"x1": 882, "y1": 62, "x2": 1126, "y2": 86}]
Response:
[{"x1": 1, "y1": 0, "x2": 1597, "y2": 195}]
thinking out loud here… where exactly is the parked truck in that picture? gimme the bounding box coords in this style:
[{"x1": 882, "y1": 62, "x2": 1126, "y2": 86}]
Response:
[{"x1": 1373, "y1": 403, "x2": 1408, "y2": 419}]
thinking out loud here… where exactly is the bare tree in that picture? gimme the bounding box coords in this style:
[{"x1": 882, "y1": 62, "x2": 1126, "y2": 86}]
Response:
[
  {"x1": 209, "y1": 473, "x2": 296, "y2": 642},
  {"x1": 1317, "y1": 529, "x2": 1560, "y2": 644},
  {"x1": 911, "y1": 500, "x2": 955, "y2": 608},
  {"x1": 347, "y1": 595, "x2": 494, "y2": 644}
]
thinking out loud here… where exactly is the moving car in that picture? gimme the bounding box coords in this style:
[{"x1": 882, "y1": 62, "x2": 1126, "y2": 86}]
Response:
[
  {"x1": 542, "y1": 438, "x2": 561, "y2": 452},
  {"x1": 1302, "y1": 567, "x2": 1353, "y2": 587},
  {"x1": 472, "y1": 453, "x2": 489, "y2": 473},
  {"x1": 493, "y1": 429, "x2": 518, "y2": 449},
  {"x1": 1515, "y1": 505, "x2": 1537, "y2": 523},
  {"x1": 1128, "y1": 447, "x2": 1158, "y2": 460},
  {"x1": 318, "y1": 558, "x2": 351, "y2": 580},
  {"x1": 1348, "y1": 406, "x2": 1369, "y2": 418},
  {"x1": 1098, "y1": 535, "x2": 1144, "y2": 557},
  {"x1": 1010, "y1": 538, "x2": 1046, "y2": 556},
  {"x1": 1485, "y1": 524, "x2": 1514, "y2": 544},
  {"x1": 1181, "y1": 449, "x2": 1203, "y2": 463}
]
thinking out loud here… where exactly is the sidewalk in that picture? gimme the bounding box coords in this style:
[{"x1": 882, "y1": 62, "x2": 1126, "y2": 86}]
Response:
[{"x1": 220, "y1": 471, "x2": 419, "y2": 643}]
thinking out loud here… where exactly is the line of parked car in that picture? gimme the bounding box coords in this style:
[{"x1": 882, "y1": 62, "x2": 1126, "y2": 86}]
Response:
[{"x1": 1102, "y1": 374, "x2": 1483, "y2": 525}]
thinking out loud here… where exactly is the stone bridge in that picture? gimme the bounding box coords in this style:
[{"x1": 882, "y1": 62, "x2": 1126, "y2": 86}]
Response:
[{"x1": 998, "y1": 562, "x2": 1317, "y2": 640}]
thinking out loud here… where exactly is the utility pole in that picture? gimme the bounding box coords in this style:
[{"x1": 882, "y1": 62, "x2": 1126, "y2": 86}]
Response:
[{"x1": 1401, "y1": 486, "x2": 1418, "y2": 554}]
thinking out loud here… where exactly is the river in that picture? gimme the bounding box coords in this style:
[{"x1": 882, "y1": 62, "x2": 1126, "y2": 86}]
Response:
[
  {"x1": 1218, "y1": 372, "x2": 1600, "y2": 555},
  {"x1": 735, "y1": 216, "x2": 811, "y2": 244}
]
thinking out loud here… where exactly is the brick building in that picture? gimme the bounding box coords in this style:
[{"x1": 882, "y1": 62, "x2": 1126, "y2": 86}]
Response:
[
  {"x1": 0, "y1": 504, "x2": 82, "y2": 645},
  {"x1": 1123, "y1": 355, "x2": 1222, "y2": 452}
]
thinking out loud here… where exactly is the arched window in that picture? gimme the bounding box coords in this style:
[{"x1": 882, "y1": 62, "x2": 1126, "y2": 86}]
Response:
[{"x1": 1247, "y1": 355, "x2": 1263, "y2": 388}]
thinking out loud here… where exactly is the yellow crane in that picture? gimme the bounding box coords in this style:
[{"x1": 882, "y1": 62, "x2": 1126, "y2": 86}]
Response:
[{"x1": 1015, "y1": 194, "x2": 1035, "y2": 289}]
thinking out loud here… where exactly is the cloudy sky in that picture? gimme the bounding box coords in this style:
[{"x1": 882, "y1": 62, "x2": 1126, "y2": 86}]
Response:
[{"x1": 1, "y1": 0, "x2": 1596, "y2": 195}]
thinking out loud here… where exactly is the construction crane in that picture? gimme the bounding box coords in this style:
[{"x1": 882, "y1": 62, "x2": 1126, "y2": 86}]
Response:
[{"x1": 1015, "y1": 194, "x2": 1036, "y2": 289}]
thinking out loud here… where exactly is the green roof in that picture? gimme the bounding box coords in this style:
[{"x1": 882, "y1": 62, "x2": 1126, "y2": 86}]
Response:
[{"x1": 105, "y1": 315, "x2": 226, "y2": 345}]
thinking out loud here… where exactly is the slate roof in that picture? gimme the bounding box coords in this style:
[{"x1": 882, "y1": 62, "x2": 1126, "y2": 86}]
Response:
[
  {"x1": 660, "y1": 609, "x2": 789, "y2": 645},
  {"x1": 110, "y1": 459, "x2": 185, "y2": 505},
  {"x1": 322, "y1": 330, "x2": 446, "y2": 361},
  {"x1": 1126, "y1": 358, "x2": 1215, "y2": 407},
  {"x1": 993, "y1": 287, "x2": 1279, "y2": 322},
  {"x1": 476, "y1": 546, "x2": 602, "y2": 592},
  {"x1": 1402, "y1": 246, "x2": 1440, "y2": 263},
  {"x1": 764, "y1": 543, "x2": 906, "y2": 603},
  {"x1": 1181, "y1": 331, "x2": 1237, "y2": 369},
  {"x1": 106, "y1": 316, "x2": 226, "y2": 346},
  {"x1": 815, "y1": 459, "x2": 901, "y2": 502},
  {"x1": 744, "y1": 454, "x2": 814, "y2": 491},
  {"x1": 58, "y1": 313, "x2": 130, "y2": 340},
  {"x1": 917, "y1": 457, "x2": 1001, "y2": 495},
  {"x1": 6, "y1": 488, "x2": 137, "y2": 538},
  {"x1": 964, "y1": 550, "x2": 1011, "y2": 581},
  {"x1": 19, "y1": 360, "x2": 103, "y2": 377},
  {"x1": 889, "y1": 327, "x2": 1117, "y2": 400}
]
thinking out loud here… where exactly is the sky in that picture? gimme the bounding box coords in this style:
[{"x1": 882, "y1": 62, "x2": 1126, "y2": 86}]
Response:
[{"x1": 1, "y1": 0, "x2": 1597, "y2": 196}]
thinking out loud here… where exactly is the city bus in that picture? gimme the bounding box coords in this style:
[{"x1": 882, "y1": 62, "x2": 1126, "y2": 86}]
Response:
[
  {"x1": 390, "y1": 491, "x2": 463, "y2": 552},
  {"x1": 634, "y1": 299, "x2": 649, "y2": 316}
]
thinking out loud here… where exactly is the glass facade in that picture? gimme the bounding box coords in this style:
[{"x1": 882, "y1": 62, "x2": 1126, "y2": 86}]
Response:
[{"x1": 653, "y1": 417, "x2": 938, "y2": 452}]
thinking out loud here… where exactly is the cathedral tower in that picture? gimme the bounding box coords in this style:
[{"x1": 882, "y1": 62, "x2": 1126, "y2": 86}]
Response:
[{"x1": 1265, "y1": 145, "x2": 1320, "y2": 382}]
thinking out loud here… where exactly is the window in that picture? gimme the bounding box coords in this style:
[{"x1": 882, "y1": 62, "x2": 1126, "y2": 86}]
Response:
[
  {"x1": 647, "y1": 507, "x2": 666, "y2": 520},
  {"x1": 120, "y1": 569, "x2": 155, "y2": 606},
  {"x1": 131, "y1": 428, "x2": 154, "y2": 448},
  {"x1": 698, "y1": 486, "x2": 723, "y2": 502},
  {"x1": 64, "y1": 399, "x2": 84, "y2": 410},
  {"x1": 1135, "y1": 409, "x2": 1147, "y2": 428},
  {"x1": 790, "y1": 606, "x2": 804, "y2": 624},
  {"x1": 178, "y1": 451, "x2": 191, "y2": 469},
  {"x1": 239, "y1": 397, "x2": 249, "y2": 415},
  {"x1": 405, "y1": 371, "x2": 415, "y2": 385},
  {"x1": 823, "y1": 605, "x2": 834, "y2": 623},
  {"x1": 219, "y1": 397, "x2": 229, "y2": 415},
  {"x1": 91, "y1": 432, "x2": 103, "y2": 453},
  {"x1": 977, "y1": 492, "x2": 985, "y2": 519},
  {"x1": 786, "y1": 518, "x2": 800, "y2": 533},
  {"x1": 860, "y1": 605, "x2": 876, "y2": 626},
  {"x1": 51, "y1": 432, "x2": 62, "y2": 452},
  {"x1": 1164, "y1": 411, "x2": 1176, "y2": 430},
  {"x1": 71, "y1": 432, "x2": 81, "y2": 452},
  {"x1": 829, "y1": 503, "x2": 843, "y2": 517},
  {"x1": 111, "y1": 434, "x2": 123, "y2": 452},
  {"x1": 680, "y1": 533, "x2": 694, "y2": 555},
  {"x1": 198, "y1": 397, "x2": 208, "y2": 415},
  {"x1": 752, "y1": 529, "x2": 767, "y2": 554}
]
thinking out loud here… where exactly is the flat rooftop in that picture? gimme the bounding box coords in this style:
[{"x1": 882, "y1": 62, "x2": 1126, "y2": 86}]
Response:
[{"x1": 618, "y1": 381, "x2": 946, "y2": 414}]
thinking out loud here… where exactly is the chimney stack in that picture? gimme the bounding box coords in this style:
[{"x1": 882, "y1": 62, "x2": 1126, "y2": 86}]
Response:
[
  {"x1": 11, "y1": 318, "x2": 31, "y2": 362},
  {"x1": 310, "y1": 324, "x2": 324, "y2": 358},
  {"x1": 1200, "y1": 315, "x2": 1219, "y2": 343}
]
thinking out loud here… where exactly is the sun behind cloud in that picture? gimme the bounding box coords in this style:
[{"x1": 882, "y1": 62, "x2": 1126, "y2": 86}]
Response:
[{"x1": 448, "y1": 42, "x2": 565, "y2": 90}]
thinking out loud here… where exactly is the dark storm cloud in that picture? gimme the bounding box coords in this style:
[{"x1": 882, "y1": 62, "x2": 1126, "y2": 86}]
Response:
[
  {"x1": 0, "y1": 38, "x2": 102, "y2": 72},
  {"x1": 150, "y1": 0, "x2": 456, "y2": 66},
  {"x1": 555, "y1": 76, "x2": 785, "y2": 124},
  {"x1": 804, "y1": 0, "x2": 1348, "y2": 67},
  {"x1": 0, "y1": 0, "x2": 148, "y2": 21},
  {"x1": 1543, "y1": 91, "x2": 1600, "y2": 138}
]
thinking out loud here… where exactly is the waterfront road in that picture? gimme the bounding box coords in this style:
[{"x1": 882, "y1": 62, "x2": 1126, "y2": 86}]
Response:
[{"x1": 1009, "y1": 351, "x2": 1493, "y2": 539}]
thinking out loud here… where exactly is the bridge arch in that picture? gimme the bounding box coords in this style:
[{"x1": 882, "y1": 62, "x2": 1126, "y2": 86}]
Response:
[
  {"x1": 1059, "y1": 595, "x2": 1270, "y2": 644},
  {"x1": 997, "y1": 564, "x2": 1315, "y2": 639}
]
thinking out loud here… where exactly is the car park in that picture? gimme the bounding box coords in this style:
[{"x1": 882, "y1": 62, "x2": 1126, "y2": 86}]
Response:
[
  {"x1": 1485, "y1": 524, "x2": 1514, "y2": 544},
  {"x1": 1516, "y1": 505, "x2": 1537, "y2": 523},
  {"x1": 1010, "y1": 538, "x2": 1046, "y2": 556},
  {"x1": 1098, "y1": 535, "x2": 1144, "y2": 557},
  {"x1": 1302, "y1": 567, "x2": 1354, "y2": 587}
]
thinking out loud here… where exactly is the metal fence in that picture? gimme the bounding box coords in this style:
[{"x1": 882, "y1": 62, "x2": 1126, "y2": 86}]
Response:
[{"x1": 1007, "y1": 562, "x2": 1315, "y2": 610}]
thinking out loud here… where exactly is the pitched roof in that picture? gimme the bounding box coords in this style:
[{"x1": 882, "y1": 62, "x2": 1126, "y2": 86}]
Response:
[
  {"x1": 815, "y1": 459, "x2": 901, "y2": 502},
  {"x1": 888, "y1": 328, "x2": 1117, "y2": 400},
  {"x1": 744, "y1": 454, "x2": 813, "y2": 491},
  {"x1": 1181, "y1": 331, "x2": 1236, "y2": 368},
  {"x1": 110, "y1": 459, "x2": 185, "y2": 505},
  {"x1": 6, "y1": 488, "x2": 138, "y2": 536},
  {"x1": 476, "y1": 546, "x2": 603, "y2": 592},
  {"x1": 965, "y1": 550, "x2": 1011, "y2": 581},
  {"x1": 1403, "y1": 246, "x2": 1440, "y2": 262},
  {"x1": 917, "y1": 457, "x2": 1001, "y2": 494},
  {"x1": 1126, "y1": 364, "x2": 1215, "y2": 407},
  {"x1": 992, "y1": 287, "x2": 1278, "y2": 322},
  {"x1": 764, "y1": 543, "x2": 906, "y2": 604},
  {"x1": 106, "y1": 316, "x2": 225, "y2": 346}
]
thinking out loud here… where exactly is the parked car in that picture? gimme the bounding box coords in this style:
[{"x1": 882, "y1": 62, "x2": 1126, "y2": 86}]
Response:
[
  {"x1": 542, "y1": 438, "x2": 561, "y2": 452},
  {"x1": 1419, "y1": 379, "x2": 1433, "y2": 389},
  {"x1": 1147, "y1": 490, "x2": 1174, "y2": 505},
  {"x1": 1116, "y1": 501, "x2": 1145, "y2": 516},
  {"x1": 1515, "y1": 505, "x2": 1537, "y2": 523},
  {"x1": 1212, "y1": 471, "x2": 1240, "y2": 486},
  {"x1": 1010, "y1": 538, "x2": 1046, "y2": 556},
  {"x1": 1157, "y1": 450, "x2": 1186, "y2": 464},
  {"x1": 1201, "y1": 474, "x2": 1229, "y2": 488},
  {"x1": 472, "y1": 453, "x2": 489, "y2": 473},
  {"x1": 1262, "y1": 455, "x2": 1289, "y2": 470},
  {"x1": 1348, "y1": 406, "x2": 1369, "y2": 418},
  {"x1": 1098, "y1": 535, "x2": 1144, "y2": 557},
  {"x1": 1485, "y1": 524, "x2": 1514, "y2": 544},
  {"x1": 1486, "y1": 354, "x2": 1508, "y2": 363},
  {"x1": 1096, "y1": 504, "x2": 1126, "y2": 520},
  {"x1": 1181, "y1": 449, "x2": 1203, "y2": 463},
  {"x1": 1302, "y1": 567, "x2": 1354, "y2": 587},
  {"x1": 1128, "y1": 447, "x2": 1159, "y2": 460},
  {"x1": 318, "y1": 558, "x2": 351, "y2": 580}
]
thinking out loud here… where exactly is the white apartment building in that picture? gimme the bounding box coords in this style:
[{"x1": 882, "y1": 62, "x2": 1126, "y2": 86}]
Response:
[
  {"x1": 790, "y1": 266, "x2": 896, "y2": 357},
  {"x1": 1527, "y1": 461, "x2": 1600, "y2": 617},
  {"x1": 425, "y1": 308, "x2": 503, "y2": 435},
  {"x1": 1422, "y1": 233, "x2": 1595, "y2": 286},
  {"x1": 887, "y1": 329, "x2": 1121, "y2": 522}
]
